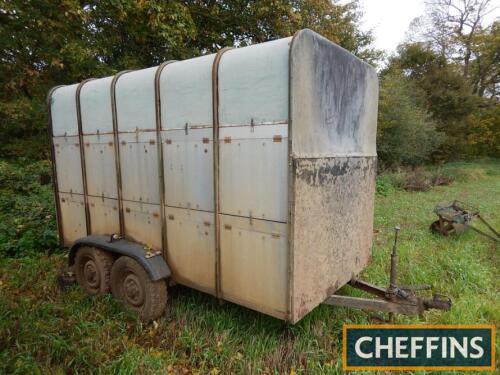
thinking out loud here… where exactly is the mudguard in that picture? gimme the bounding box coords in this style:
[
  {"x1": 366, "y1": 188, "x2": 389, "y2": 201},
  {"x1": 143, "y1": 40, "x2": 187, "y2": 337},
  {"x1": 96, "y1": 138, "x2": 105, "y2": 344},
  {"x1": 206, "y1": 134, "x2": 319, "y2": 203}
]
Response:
[{"x1": 69, "y1": 235, "x2": 171, "y2": 281}]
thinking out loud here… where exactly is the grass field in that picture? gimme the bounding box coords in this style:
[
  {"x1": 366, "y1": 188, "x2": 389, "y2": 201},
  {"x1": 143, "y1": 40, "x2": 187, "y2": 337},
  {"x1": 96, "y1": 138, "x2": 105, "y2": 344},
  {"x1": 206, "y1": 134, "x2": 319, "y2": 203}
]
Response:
[{"x1": 0, "y1": 160, "x2": 498, "y2": 374}]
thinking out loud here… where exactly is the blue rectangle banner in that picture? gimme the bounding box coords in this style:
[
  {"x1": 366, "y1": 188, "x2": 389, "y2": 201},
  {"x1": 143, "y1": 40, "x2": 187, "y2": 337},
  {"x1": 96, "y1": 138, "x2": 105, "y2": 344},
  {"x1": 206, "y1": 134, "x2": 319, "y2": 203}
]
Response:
[{"x1": 343, "y1": 324, "x2": 496, "y2": 371}]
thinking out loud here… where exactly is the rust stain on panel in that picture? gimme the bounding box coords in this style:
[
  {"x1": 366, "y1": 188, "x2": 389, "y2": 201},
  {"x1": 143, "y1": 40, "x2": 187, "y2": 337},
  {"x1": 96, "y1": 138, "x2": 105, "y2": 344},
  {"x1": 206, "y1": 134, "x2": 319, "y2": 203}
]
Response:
[
  {"x1": 58, "y1": 192, "x2": 87, "y2": 246},
  {"x1": 53, "y1": 136, "x2": 84, "y2": 194},
  {"x1": 123, "y1": 201, "x2": 162, "y2": 250},
  {"x1": 118, "y1": 131, "x2": 160, "y2": 204},
  {"x1": 162, "y1": 128, "x2": 214, "y2": 211},
  {"x1": 88, "y1": 196, "x2": 120, "y2": 235},
  {"x1": 83, "y1": 134, "x2": 118, "y2": 199}
]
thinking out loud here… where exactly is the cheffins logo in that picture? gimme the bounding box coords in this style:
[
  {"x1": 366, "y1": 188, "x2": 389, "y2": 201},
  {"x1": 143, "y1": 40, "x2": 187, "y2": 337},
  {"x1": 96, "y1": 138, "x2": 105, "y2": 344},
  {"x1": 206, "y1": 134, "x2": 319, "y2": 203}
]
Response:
[{"x1": 343, "y1": 325, "x2": 495, "y2": 371}]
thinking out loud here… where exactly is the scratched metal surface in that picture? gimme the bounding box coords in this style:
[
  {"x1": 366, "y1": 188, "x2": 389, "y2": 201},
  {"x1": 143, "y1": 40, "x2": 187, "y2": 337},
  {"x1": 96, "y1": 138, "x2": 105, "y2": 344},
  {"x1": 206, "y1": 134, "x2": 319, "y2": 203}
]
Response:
[
  {"x1": 88, "y1": 196, "x2": 120, "y2": 235},
  {"x1": 219, "y1": 124, "x2": 289, "y2": 222},
  {"x1": 80, "y1": 77, "x2": 114, "y2": 134},
  {"x1": 162, "y1": 128, "x2": 214, "y2": 211},
  {"x1": 83, "y1": 134, "x2": 118, "y2": 198},
  {"x1": 218, "y1": 37, "x2": 290, "y2": 126},
  {"x1": 160, "y1": 54, "x2": 215, "y2": 130},
  {"x1": 165, "y1": 206, "x2": 215, "y2": 294},
  {"x1": 219, "y1": 214, "x2": 288, "y2": 319},
  {"x1": 58, "y1": 192, "x2": 87, "y2": 246},
  {"x1": 53, "y1": 136, "x2": 84, "y2": 195},
  {"x1": 122, "y1": 201, "x2": 162, "y2": 251},
  {"x1": 50, "y1": 84, "x2": 79, "y2": 136},
  {"x1": 115, "y1": 67, "x2": 157, "y2": 132},
  {"x1": 118, "y1": 131, "x2": 160, "y2": 204}
]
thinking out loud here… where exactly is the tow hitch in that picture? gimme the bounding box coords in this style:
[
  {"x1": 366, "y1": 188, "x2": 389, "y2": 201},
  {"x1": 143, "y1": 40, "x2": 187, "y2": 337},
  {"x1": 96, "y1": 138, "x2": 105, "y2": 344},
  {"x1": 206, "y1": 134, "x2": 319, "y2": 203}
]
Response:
[{"x1": 324, "y1": 226, "x2": 452, "y2": 319}]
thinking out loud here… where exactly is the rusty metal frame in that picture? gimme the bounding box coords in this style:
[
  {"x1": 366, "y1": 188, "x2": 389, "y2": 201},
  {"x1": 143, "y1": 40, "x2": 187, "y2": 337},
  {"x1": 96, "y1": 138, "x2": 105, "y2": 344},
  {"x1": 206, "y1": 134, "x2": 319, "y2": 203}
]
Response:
[
  {"x1": 75, "y1": 78, "x2": 94, "y2": 235},
  {"x1": 47, "y1": 85, "x2": 66, "y2": 246},
  {"x1": 110, "y1": 70, "x2": 133, "y2": 236},
  {"x1": 154, "y1": 60, "x2": 177, "y2": 261},
  {"x1": 286, "y1": 30, "x2": 301, "y2": 322},
  {"x1": 431, "y1": 200, "x2": 499, "y2": 242},
  {"x1": 323, "y1": 279, "x2": 451, "y2": 316},
  {"x1": 324, "y1": 227, "x2": 451, "y2": 318},
  {"x1": 212, "y1": 47, "x2": 232, "y2": 299}
]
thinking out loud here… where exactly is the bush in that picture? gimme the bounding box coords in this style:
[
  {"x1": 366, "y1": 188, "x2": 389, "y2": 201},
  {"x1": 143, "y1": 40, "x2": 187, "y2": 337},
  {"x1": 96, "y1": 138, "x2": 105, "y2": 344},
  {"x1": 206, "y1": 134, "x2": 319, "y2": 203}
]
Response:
[
  {"x1": 464, "y1": 102, "x2": 500, "y2": 158},
  {"x1": 376, "y1": 166, "x2": 457, "y2": 194},
  {"x1": 0, "y1": 159, "x2": 60, "y2": 257},
  {"x1": 377, "y1": 71, "x2": 445, "y2": 167}
]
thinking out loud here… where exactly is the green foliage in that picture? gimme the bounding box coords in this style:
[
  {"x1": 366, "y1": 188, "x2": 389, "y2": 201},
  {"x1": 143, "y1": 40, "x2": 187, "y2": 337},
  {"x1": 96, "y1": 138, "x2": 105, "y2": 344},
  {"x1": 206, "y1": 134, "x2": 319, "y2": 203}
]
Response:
[
  {"x1": 464, "y1": 100, "x2": 500, "y2": 158},
  {"x1": 0, "y1": 0, "x2": 377, "y2": 159},
  {"x1": 386, "y1": 41, "x2": 499, "y2": 161},
  {"x1": 0, "y1": 159, "x2": 60, "y2": 257},
  {"x1": 393, "y1": 43, "x2": 478, "y2": 123},
  {"x1": 0, "y1": 160, "x2": 498, "y2": 373},
  {"x1": 469, "y1": 21, "x2": 500, "y2": 98},
  {"x1": 377, "y1": 71, "x2": 444, "y2": 167}
]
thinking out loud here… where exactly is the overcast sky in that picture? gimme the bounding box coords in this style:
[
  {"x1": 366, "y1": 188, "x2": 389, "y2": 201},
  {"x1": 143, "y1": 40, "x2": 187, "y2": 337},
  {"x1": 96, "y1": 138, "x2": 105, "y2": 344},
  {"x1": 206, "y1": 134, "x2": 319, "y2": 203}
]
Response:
[
  {"x1": 358, "y1": 0, "x2": 425, "y2": 53},
  {"x1": 358, "y1": 0, "x2": 500, "y2": 54}
]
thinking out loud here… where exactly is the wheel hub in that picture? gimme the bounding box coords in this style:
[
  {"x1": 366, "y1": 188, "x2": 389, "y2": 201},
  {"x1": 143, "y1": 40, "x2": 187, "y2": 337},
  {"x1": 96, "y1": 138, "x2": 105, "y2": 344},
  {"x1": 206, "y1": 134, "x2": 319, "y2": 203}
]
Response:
[
  {"x1": 124, "y1": 274, "x2": 144, "y2": 306},
  {"x1": 83, "y1": 260, "x2": 99, "y2": 288}
]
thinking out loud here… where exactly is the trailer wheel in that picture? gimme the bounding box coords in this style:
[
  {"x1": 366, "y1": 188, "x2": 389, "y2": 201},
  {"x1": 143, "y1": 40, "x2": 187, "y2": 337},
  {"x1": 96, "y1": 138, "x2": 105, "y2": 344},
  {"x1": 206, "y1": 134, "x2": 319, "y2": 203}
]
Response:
[
  {"x1": 74, "y1": 246, "x2": 114, "y2": 295},
  {"x1": 110, "y1": 256, "x2": 167, "y2": 321}
]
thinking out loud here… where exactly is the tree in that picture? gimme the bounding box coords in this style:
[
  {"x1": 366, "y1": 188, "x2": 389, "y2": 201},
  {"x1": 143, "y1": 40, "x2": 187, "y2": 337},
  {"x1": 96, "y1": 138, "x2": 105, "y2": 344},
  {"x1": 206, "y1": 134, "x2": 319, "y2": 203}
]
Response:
[
  {"x1": 181, "y1": 0, "x2": 379, "y2": 63},
  {"x1": 0, "y1": 0, "x2": 378, "y2": 159},
  {"x1": 464, "y1": 101, "x2": 500, "y2": 157},
  {"x1": 386, "y1": 42, "x2": 481, "y2": 158},
  {"x1": 377, "y1": 71, "x2": 444, "y2": 167},
  {"x1": 468, "y1": 21, "x2": 500, "y2": 97},
  {"x1": 408, "y1": 0, "x2": 497, "y2": 78},
  {"x1": 392, "y1": 42, "x2": 477, "y2": 123}
]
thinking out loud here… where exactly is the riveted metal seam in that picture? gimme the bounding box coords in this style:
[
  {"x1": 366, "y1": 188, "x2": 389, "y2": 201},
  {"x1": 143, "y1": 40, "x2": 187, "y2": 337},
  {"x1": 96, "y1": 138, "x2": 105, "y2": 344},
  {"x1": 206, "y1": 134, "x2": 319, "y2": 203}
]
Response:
[
  {"x1": 212, "y1": 47, "x2": 232, "y2": 300},
  {"x1": 47, "y1": 85, "x2": 66, "y2": 246},
  {"x1": 111, "y1": 70, "x2": 133, "y2": 237},
  {"x1": 287, "y1": 30, "x2": 302, "y2": 323},
  {"x1": 154, "y1": 61, "x2": 177, "y2": 263},
  {"x1": 76, "y1": 78, "x2": 95, "y2": 235}
]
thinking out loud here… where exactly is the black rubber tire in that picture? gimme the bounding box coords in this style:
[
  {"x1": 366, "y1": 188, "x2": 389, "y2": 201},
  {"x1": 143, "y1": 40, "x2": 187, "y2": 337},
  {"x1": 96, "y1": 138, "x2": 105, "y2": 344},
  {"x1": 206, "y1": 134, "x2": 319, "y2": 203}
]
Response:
[
  {"x1": 74, "y1": 246, "x2": 114, "y2": 295},
  {"x1": 110, "y1": 256, "x2": 167, "y2": 321}
]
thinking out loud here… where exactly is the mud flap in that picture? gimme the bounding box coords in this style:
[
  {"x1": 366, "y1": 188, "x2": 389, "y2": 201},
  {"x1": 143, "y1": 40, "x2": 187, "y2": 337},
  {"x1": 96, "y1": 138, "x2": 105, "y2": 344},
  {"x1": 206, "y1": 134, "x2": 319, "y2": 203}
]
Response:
[{"x1": 69, "y1": 235, "x2": 171, "y2": 281}]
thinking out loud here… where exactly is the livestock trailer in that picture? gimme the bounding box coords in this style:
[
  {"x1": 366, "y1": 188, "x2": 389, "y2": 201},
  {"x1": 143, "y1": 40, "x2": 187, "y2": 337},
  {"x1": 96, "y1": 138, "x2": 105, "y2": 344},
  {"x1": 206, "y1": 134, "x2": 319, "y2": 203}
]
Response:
[{"x1": 48, "y1": 29, "x2": 379, "y2": 322}]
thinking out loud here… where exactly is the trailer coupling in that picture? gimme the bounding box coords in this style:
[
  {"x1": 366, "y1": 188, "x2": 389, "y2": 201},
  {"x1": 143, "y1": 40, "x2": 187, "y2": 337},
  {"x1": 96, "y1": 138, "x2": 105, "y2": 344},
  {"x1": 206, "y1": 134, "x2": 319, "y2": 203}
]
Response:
[{"x1": 323, "y1": 226, "x2": 452, "y2": 318}]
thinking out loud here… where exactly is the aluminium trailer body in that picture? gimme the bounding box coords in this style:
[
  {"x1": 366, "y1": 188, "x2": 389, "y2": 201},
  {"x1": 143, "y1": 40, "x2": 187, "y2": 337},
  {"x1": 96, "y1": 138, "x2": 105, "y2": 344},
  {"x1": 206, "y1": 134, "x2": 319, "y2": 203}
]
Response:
[{"x1": 48, "y1": 29, "x2": 378, "y2": 323}]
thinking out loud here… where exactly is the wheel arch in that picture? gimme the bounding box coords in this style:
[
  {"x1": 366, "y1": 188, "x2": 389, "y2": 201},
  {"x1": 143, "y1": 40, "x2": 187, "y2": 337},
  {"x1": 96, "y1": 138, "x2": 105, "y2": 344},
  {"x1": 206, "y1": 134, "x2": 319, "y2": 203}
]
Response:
[{"x1": 69, "y1": 235, "x2": 171, "y2": 281}]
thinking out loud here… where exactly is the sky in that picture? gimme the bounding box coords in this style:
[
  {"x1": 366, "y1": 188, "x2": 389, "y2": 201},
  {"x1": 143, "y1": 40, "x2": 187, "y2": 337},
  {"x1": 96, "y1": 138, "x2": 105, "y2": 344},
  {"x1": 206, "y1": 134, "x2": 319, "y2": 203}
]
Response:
[
  {"x1": 358, "y1": 0, "x2": 500, "y2": 54},
  {"x1": 358, "y1": 0, "x2": 425, "y2": 53}
]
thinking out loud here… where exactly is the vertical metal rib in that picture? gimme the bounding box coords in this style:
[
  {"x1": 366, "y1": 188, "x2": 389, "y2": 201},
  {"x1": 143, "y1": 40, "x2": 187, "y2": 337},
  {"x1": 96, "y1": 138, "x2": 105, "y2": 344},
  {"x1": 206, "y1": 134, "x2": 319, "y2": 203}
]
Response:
[
  {"x1": 287, "y1": 30, "x2": 301, "y2": 322},
  {"x1": 111, "y1": 71, "x2": 132, "y2": 237},
  {"x1": 47, "y1": 85, "x2": 66, "y2": 246},
  {"x1": 154, "y1": 61, "x2": 177, "y2": 260},
  {"x1": 75, "y1": 79, "x2": 94, "y2": 235},
  {"x1": 211, "y1": 47, "x2": 232, "y2": 299}
]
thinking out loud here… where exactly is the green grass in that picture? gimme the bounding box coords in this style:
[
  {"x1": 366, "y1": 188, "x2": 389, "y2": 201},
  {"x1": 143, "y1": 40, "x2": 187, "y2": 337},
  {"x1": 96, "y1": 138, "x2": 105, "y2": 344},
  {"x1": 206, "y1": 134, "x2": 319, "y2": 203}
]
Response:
[{"x1": 0, "y1": 160, "x2": 499, "y2": 374}]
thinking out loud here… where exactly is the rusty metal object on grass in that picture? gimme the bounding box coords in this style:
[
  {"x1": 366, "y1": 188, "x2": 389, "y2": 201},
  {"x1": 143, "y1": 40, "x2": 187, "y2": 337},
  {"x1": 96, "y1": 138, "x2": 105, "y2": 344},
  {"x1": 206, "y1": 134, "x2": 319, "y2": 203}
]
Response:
[
  {"x1": 430, "y1": 200, "x2": 499, "y2": 242},
  {"x1": 57, "y1": 268, "x2": 76, "y2": 291},
  {"x1": 324, "y1": 226, "x2": 452, "y2": 317}
]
